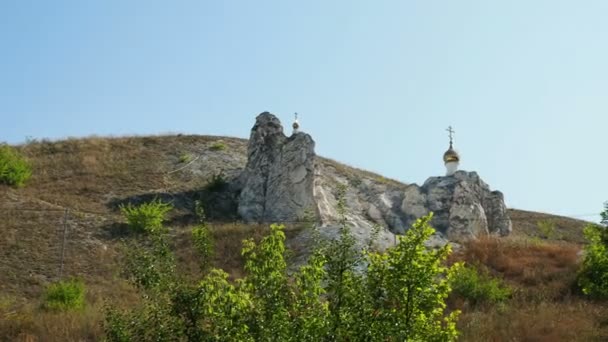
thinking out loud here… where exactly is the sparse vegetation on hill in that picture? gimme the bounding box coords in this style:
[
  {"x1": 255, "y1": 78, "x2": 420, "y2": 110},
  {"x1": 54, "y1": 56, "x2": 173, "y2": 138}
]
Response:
[{"x1": 0, "y1": 135, "x2": 602, "y2": 341}]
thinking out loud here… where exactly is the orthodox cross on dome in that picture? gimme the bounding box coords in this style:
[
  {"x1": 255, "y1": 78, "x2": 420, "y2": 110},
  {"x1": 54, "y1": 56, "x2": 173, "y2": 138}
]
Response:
[
  {"x1": 443, "y1": 126, "x2": 460, "y2": 176},
  {"x1": 446, "y1": 126, "x2": 455, "y2": 148},
  {"x1": 292, "y1": 112, "x2": 300, "y2": 134}
]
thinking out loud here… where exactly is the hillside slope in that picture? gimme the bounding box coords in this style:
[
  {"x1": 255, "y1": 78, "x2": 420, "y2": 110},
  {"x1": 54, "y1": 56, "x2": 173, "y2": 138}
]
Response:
[
  {"x1": 0, "y1": 134, "x2": 597, "y2": 341},
  {"x1": 1, "y1": 136, "x2": 590, "y2": 297},
  {"x1": 0, "y1": 135, "x2": 409, "y2": 300}
]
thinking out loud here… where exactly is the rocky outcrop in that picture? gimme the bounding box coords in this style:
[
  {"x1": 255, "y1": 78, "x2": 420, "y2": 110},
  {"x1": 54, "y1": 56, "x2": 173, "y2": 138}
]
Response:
[
  {"x1": 401, "y1": 171, "x2": 512, "y2": 242},
  {"x1": 237, "y1": 113, "x2": 510, "y2": 248},
  {"x1": 238, "y1": 112, "x2": 317, "y2": 222}
]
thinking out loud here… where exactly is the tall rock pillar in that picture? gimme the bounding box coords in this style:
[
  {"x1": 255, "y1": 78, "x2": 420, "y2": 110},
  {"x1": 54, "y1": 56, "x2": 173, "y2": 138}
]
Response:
[{"x1": 238, "y1": 112, "x2": 317, "y2": 222}]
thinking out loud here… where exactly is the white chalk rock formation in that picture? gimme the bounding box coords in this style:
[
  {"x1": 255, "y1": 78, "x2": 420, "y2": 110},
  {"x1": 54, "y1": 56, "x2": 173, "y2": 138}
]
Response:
[{"x1": 401, "y1": 171, "x2": 512, "y2": 242}]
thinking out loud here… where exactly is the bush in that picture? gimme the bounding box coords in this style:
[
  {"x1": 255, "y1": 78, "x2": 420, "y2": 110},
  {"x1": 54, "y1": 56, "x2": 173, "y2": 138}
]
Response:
[
  {"x1": 209, "y1": 141, "x2": 226, "y2": 151},
  {"x1": 451, "y1": 264, "x2": 511, "y2": 306},
  {"x1": 43, "y1": 279, "x2": 85, "y2": 311},
  {"x1": 178, "y1": 153, "x2": 193, "y2": 163},
  {"x1": 578, "y1": 223, "x2": 608, "y2": 299},
  {"x1": 120, "y1": 200, "x2": 173, "y2": 234},
  {"x1": 0, "y1": 144, "x2": 32, "y2": 187},
  {"x1": 537, "y1": 220, "x2": 558, "y2": 239}
]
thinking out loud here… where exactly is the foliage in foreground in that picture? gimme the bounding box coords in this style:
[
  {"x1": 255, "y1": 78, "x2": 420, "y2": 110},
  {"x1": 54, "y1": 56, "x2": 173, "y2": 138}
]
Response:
[
  {"x1": 192, "y1": 201, "x2": 214, "y2": 272},
  {"x1": 451, "y1": 264, "x2": 511, "y2": 306},
  {"x1": 43, "y1": 278, "x2": 85, "y2": 311},
  {"x1": 578, "y1": 224, "x2": 608, "y2": 299},
  {"x1": 105, "y1": 208, "x2": 460, "y2": 341},
  {"x1": 577, "y1": 203, "x2": 608, "y2": 299},
  {"x1": 0, "y1": 144, "x2": 32, "y2": 187},
  {"x1": 119, "y1": 199, "x2": 173, "y2": 234}
]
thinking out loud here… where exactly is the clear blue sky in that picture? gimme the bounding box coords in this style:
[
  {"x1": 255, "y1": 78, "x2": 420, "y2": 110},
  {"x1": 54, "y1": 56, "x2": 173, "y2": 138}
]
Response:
[{"x1": 1, "y1": 1, "x2": 606, "y2": 221}]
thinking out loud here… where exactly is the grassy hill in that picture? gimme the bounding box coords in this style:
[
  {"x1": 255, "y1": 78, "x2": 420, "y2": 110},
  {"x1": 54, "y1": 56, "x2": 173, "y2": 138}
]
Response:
[{"x1": 0, "y1": 135, "x2": 602, "y2": 341}]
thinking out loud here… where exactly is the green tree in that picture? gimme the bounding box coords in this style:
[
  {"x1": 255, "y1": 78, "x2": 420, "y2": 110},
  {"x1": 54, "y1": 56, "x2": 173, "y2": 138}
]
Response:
[
  {"x1": 292, "y1": 251, "x2": 329, "y2": 341},
  {"x1": 192, "y1": 201, "x2": 214, "y2": 273},
  {"x1": 365, "y1": 214, "x2": 461, "y2": 341},
  {"x1": 182, "y1": 269, "x2": 253, "y2": 341},
  {"x1": 241, "y1": 224, "x2": 292, "y2": 341},
  {"x1": 322, "y1": 185, "x2": 367, "y2": 341},
  {"x1": 578, "y1": 204, "x2": 608, "y2": 299}
]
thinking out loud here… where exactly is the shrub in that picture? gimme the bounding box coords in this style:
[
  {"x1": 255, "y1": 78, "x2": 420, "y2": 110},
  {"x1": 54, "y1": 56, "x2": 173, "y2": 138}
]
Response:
[
  {"x1": 0, "y1": 144, "x2": 32, "y2": 187},
  {"x1": 120, "y1": 199, "x2": 173, "y2": 234},
  {"x1": 451, "y1": 264, "x2": 511, "y2": 306},
  {"x1": 209, "y1": 141, "x2": 226, "y2": 151},
  {"x1": 537, "y1": 220, "x2": 558, "y2": 239},
  {"x1": 178, "y1": 153, "x2": 193, "y2": 163},
  {"x1": 43, "y1": 279, "x2": 85, "y2": 311},
  {"x1": 578, "y1": 223, "x2": 608, "y2": 299}
]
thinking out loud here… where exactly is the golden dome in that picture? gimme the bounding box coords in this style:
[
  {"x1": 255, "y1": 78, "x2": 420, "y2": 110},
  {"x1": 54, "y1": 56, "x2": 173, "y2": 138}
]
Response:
[{"x1": 443, "y1": 146, "x2": 460, "y2": 163}]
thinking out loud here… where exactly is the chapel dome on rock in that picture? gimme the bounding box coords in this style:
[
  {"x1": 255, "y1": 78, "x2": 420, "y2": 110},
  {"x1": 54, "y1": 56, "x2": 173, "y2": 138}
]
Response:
[{"x1": 443, "y1": 147, "x2": 460, "y2": 164}]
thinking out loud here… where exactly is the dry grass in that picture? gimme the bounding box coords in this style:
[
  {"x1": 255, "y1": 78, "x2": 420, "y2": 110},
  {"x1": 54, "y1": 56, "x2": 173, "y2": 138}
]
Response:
[
  {"x1": 0, "y1": 285, "x2": 134, "y2": 342},
  {"x1": 14, "y1": 135, "x2": 248, "y2": 214},
  {"x1": 458, "y1": 301, "x2": 608, "y2": 342},
  {"x1": 450, "y1": 237, "x2": 608, "y2": 341},
  {"x1": 0, "y1": 306, "x2": 105, "y2": 342},
  {"x1": 455, "y1": 236, "x2": 580, "y2": 299},
  {"x1": 509, "y1": 208, "x2": 589, "y2": 243},
  {"x1": 319, "y1": 157, "x2": 408, "y2": 190}
]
